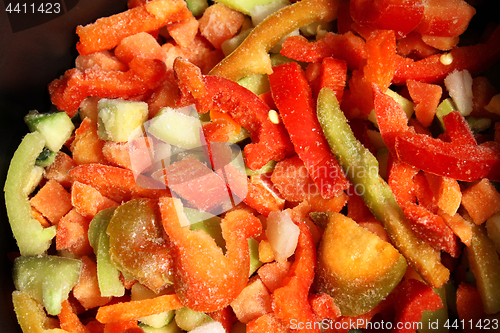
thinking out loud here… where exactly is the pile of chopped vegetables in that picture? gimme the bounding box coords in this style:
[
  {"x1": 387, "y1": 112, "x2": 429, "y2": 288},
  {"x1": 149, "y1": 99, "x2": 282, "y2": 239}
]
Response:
[{"x1": 5, "y1": 0, "x2": 500, "y2": 332}]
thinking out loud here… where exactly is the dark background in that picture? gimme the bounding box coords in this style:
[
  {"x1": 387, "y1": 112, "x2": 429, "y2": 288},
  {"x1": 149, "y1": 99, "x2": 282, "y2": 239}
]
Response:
[
  {"x1": 0, "y1": 1, "x2": 127, "y2": 331},
  {"x1": 0, "y1": 0, "x2": 499, "y2": 332}
]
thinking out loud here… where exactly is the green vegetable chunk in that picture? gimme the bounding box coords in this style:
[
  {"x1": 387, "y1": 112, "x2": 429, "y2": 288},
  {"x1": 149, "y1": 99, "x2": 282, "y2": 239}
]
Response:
[
  {"x1": 316, "y1": 87, "x2": 449, "y2": 289},
  {"x1": 88, "y1": 207, "x2": 124, "y2": 297},
  {"x1": 97, "y1": 98, "x2": 148, "y2": 142},
  {"x1": 4, "y1": 132, "x2": 56, "y2": 256},
  {"x1": 13, "y1": 255, "x2": 81, "y2": 316},
  {"x1": 24, "y1": 110, "x2": 75, "y2": 152}
]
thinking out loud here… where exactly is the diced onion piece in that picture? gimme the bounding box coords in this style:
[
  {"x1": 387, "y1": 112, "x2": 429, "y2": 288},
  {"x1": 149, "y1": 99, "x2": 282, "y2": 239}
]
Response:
[
  {"x1": 265, "y1": 210, "x2": 300, "y2": 262},
  {"x1": 189, "y1": 321, "x2": 225, "y2": 333},
  {"x1": 444, "y1": 69, "x2": 473, "y2": 116}
]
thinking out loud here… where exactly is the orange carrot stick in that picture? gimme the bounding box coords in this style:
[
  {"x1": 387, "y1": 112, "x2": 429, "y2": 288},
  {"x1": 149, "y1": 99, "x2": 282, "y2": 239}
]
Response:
[{"x1": 96, "y1": 294, "x2": 183, "y2": 324}]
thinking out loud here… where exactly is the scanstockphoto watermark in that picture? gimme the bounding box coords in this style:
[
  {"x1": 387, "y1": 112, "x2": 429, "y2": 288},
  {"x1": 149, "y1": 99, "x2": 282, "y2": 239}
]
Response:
[{"x1": 289, "y1": 318, "x2": 425, "y2": 331}]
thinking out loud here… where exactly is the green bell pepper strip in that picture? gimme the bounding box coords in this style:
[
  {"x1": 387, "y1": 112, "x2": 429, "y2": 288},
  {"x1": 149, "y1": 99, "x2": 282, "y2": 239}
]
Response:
[
  {"x1": 4, "y1": 132, "x2": 57, "y2": 256},
  {"x1": 316, "y1": 87, "x2": 449, "y2": 289}
]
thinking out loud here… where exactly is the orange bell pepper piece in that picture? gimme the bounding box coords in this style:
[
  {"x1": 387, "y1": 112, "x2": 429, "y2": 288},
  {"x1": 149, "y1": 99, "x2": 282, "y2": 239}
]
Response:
[{"x1": 159, "y1": 196, "x2": 261, "y2": 312}]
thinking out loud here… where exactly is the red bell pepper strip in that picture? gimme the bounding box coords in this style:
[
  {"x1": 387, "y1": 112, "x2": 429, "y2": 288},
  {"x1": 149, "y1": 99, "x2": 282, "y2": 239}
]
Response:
[
  {"x1": 272, "y1": 208, "x2": 318, "y2": 333},
  {"x1": 404, "y1": 202, "x2": 461, "y2": 257},
  {"x1": 49, "y1": 57, "x2": 168, "y2": 117},
  {"x1": 318, "y1": 57, "x2": 348, "y2": 103},
  {"x1": 395, "y1": 132, "x2": 500, "y2": 182},
  {"x1": 393, "y1": 24, "x2": 500, "y2": 84},
  {"x1": 281, "y1": 32, "x2": 367, "y2": 71},
  {"x1": 269, "y1": 62, "x2": 350, "y2": 198},
  {"x1": 407, "y1": 79, "x2": 442, "y2": 128},
  {"x1": 160, "y1": 198, "x2": 262, "y2": 312},
  {"x1": 364, "y1": 30, "x2": 397, "y2": 91},
  {"x1": 174, "y1": 59, "x2": 294, "y2": 170},
  {"x1": 442, "y1": 111, "x2": 477, "y2": 146},
  {"x1": 372, "y1": 84, "x2": 411, "y2": 156},
  {"x1": 350, "y1": 0, "x2": 424, "y2": 38},
  {"x1": 393, "y1": 278, "x2": 443, "y2": 333}
]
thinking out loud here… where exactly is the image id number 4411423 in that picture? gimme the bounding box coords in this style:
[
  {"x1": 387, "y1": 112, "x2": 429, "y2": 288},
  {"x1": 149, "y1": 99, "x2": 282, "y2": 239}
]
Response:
[
  {"x1": 442, "y1": 318, "x2": 499, "y2": 330},
  {"x1": 5, "y1": 2, "x2": 61, "y2": 14}
]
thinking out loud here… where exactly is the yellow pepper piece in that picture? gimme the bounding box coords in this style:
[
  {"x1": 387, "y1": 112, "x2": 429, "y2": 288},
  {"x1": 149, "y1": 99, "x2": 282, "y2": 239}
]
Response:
[{"x1": 209, "y1": 0, "x2": 340, "y2": 81}]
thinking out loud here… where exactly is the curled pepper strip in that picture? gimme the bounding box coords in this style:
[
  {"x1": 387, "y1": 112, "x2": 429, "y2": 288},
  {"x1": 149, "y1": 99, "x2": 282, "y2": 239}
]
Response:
[
  {"x1": 49, "y1": 57, "x2": 168, "y2": 117},
  {"x1": 174, "y1": 58, "x2": 294, "y2": 170},
  {"x1": 393, "y1": 24, "x2": 500, "y2": 84},
  {"x1": 209, "y1": 0, "x2": 340, "y2": 81},
  {"x1": 160, "y1": 197, "x2": 262, "y2": 312},
  {"x1": 272, "y1": 208, "x2": 318, "y2": 333}
]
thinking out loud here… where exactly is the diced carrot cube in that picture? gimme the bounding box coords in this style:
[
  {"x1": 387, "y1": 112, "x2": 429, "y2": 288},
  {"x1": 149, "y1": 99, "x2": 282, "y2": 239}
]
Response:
[
  {"x1": 30, "y1": 179, "x2": 73, "y2": 224},
  {"x1": 257, "y1": 260, "x2": 291, "y2": 293},
  {"x1": 71, "y1": 118, "x2": 107, "y2": 165},
  {"x1": 308, "y1": 191, "x2": 349, "y2": 213},
  {"x1": 167, "y1": 14, "x2": 199, "y2": 48},
  {"x1": 198, "y1": 3, "x2": 245, "y2": 49},
  {"x1": 246, "y1": 313, "x2": 289, "y2": 333},
  {"x1": 146, "y1": 72, "x2": 181, "y2": 117},
  {"x1": 71, "y1": 181, "x2": 119, "y2": 219},
  {"x1": 102, "y1": 137, "x2": 154, "y2": 174},
  {"x1": 407, "y1": 79, "x2": 442, "y2": 127},
  {"x1": 230, "y1": 276, "x2": 273, "y2": 324},
  {"x1": 56, "y1": 208, "x2": 93, "y2": 256},
  {"x1": 309, "y1": 293, "x2": 341, "y2": 321},
  {"x1": 78, "y1": 96, "x2": 101, "y2": 124},
  {"x1": 425, "y1": 172, "x2": 462, "y2": 216},
  {"x1": 75, "y1": 50, "x2": 128, "y2": 72},
  {"x1": 44, "y1": 151, "x2": 77, "y2": 188},
  {"x1": 162, "y1": 35, "x2": 224, "y2": 74},
  {"x1": 76, "y1": 0, "x2": 191, "y2": 55},
  {"x1": 73, "y1": 256, "x2": 112, "y2": 310},
  {"x1": 462, "y1": 178, "x2": 500, "y2": 225},
  {"x1": 114, "y1": 32, "x2": 167, "y2": 64},
  {"x1": 258, "y1": 239, "x2": 275, "y2": 263}
]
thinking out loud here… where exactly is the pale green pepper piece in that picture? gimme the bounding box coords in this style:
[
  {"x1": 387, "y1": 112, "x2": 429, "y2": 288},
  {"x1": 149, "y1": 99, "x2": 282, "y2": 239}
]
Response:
[
  {"x1": 13, "y1": 255, "x2": 81, "y2": 316},
  {"x1": 4, "y1": 132, "x2": 56, "y2": 256}
]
